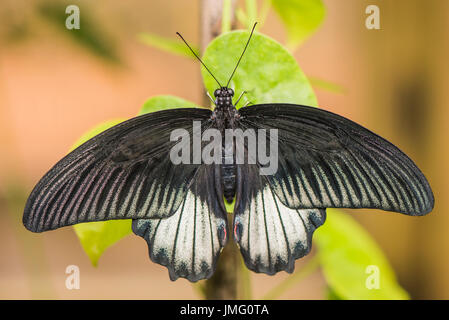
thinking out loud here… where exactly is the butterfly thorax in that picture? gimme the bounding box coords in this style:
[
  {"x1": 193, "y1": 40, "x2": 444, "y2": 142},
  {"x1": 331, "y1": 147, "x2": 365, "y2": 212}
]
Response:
[
  {"x1": 212, "y1": 87, "x2": 238, "y2": 203},
  {"x1": 212, "y1": 87, "x2": 238, "y2": 127}
]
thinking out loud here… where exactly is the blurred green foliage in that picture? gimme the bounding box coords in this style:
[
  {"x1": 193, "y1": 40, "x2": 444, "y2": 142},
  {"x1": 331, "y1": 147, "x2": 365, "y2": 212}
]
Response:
[
  {"x1": 137, "y1": 33, "x2": 199, "y2": 58},
  {"x1": 139, "y1": 95, "x2": 201, "y2": 115},
  {"x1": 271, "y1": 0, "x2": 325, "y2": 50},
  {"x1": 308, "y1": 76, "x2": 347, "y2": 94},
  {"x1": 315, "y1": 210, "x2": 409, "y2": 299},
  {"x1": 38, "y1": 1, "x2": 120, "y2": 63}
]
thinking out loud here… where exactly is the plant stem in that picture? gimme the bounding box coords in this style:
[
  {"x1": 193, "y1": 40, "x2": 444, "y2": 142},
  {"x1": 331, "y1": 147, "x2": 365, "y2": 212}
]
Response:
[
  {"x1": 239, "y1": 254, "x2": 252, "y2": 299},
  {"x1": 258, "y1": 0, "x2": 271, "y2": 27},
  {"x1": 201, "y1": 0, "x2": 239, "y2": 300},
  {"x1": 262, "y1": 254, "x2": 320, "y2": 300},
  {"x1": 200, "y1": 0, "x2": 237, "y2": 50},
  {"x1": 245, "y1": 0, "x2": 257, "y2": 25},
  {"x1": 203, "y1": 221, "x2": 241, "y2": 299},
  {"x1": 221, "y1": 0, "x2": 232, "y2": 33}
]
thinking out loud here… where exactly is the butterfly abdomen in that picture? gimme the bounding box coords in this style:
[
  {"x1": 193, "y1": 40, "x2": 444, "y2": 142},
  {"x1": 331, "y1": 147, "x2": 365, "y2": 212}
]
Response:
[
  {"x1": 222, "y1": 163, "x2": 236, "y2": 203},
  {"x1": 221, "y1": 140, "x2": 236, "y2": 203}
]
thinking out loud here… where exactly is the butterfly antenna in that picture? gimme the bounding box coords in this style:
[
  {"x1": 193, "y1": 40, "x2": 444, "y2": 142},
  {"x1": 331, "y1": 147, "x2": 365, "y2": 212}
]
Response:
[
  {"x1": 226, "y1": 22, "x2": 257, "y2": 88},
  {"x1": 176, "y1": 32, "x2": 222, "y2": 88}
]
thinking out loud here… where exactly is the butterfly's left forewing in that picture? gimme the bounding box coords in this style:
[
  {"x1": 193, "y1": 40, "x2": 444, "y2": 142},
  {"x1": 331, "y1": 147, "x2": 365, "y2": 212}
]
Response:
[{"x1": 23, "y1": 108, "x2": 213, "y2": 232}]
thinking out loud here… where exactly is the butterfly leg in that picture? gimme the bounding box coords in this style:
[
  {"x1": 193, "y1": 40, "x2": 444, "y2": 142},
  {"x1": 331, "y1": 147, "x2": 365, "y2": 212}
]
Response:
[
  {"x1": 206, "y1": 91, "x2": 216, "y2": 107},
  {"x1": 234, "y1": 91, "x2": 246, "y2": 107}
]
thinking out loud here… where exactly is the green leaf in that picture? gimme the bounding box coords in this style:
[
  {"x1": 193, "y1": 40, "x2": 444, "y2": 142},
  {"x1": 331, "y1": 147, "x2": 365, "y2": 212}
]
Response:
[
  {"x1": 262, "y1": 254, "x2": 320, "y2": 299},
  {"x1": 326, "y1": 286, "x2": 343, "y2": 300},
  {"x1": 201, "y1": 30, "x2": 317, "y2": 108},
  {"x1": 271, "y1": 0, "x2": 325, "y2": 50},
  {"x1": 70, "y1": 119, "x2": 126, "y2": 151},
  {"x1": 138, "y1": 32, "x2": 199, "y2": 58},
  {"x1": 73, "y1": 220, "x2": 132, "y2": 266},
  {"x1": 314, "y1": 209, "x2": 409, "y2": 300},
  {"x1": 224, "y1": 198, "x2": 235, "y2": 213},
  {"x1": 138, "y1": 95, "x2": 201, "y2": 115}
]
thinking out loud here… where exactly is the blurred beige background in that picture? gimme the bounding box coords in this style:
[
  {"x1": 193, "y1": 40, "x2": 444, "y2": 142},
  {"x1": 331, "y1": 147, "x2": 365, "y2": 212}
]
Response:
[{"x1": 0, "y1": 0, "x2": 448, "y2": 299}]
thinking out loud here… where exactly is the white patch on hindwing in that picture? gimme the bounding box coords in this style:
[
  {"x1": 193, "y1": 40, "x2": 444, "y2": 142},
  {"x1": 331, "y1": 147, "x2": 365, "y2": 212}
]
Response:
[
  {"x1": 133, "y1": 191, "x2": 227, "y2": 282},
  {"x1": 234, "y1": 184, "x2": 326, "y2": 274}
]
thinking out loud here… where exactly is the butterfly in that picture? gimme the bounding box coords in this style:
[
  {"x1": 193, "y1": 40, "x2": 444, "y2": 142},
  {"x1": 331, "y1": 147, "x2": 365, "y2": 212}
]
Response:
[{"x1": 23, "y1": 24, "x2": 434, "y2": 282}]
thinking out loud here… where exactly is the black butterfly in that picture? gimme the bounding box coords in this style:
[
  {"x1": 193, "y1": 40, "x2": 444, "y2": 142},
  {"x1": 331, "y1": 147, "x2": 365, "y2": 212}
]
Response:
[{"x1": 23, "y1": 24, "x2": 434, "y2": 282}]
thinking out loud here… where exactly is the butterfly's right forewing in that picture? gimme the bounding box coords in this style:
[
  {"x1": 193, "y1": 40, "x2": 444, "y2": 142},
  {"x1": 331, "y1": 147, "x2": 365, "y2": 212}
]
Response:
[
  {"x1": 238, "y1": 104, "x2": 434, "y2": 215},
  {"x1": 232, "y1": 103, "x2": 434, "y2": 275}
]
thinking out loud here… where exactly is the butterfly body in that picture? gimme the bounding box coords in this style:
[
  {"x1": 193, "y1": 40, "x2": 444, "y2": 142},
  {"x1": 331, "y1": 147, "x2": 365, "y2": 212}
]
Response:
[{"x1": 212, "y1": 87, "x2": 239, "y2": 203}]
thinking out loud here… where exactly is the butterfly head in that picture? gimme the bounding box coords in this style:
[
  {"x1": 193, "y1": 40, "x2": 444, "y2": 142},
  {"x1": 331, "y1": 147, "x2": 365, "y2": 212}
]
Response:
[{"x1": 214, "y1": 87, "x2": 234, "y2": 98}]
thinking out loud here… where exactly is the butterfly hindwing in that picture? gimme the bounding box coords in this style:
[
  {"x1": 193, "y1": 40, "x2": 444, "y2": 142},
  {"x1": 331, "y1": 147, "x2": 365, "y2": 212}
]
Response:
[
  {"x1": 132, "y1": 164, "x2": 228, "y2": 282},
  {"x1": 23, "y1": 108, "x2": 213, "y2": 232},
  {"x1": 233, "y1": 164, "x2": 325, "y2": 275},
  {"x1": 238, "y1": 104, "x2": 434, "y2": 215}
]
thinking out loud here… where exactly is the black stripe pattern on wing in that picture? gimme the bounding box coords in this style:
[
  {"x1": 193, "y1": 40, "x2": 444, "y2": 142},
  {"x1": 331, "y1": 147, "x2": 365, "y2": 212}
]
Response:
[
  {"x1": 233, "y1": 164, "x2": 325, "y2": 275},
  {"x1": 132, "y1": 164, "x2": 228, "y2": 282},
  {"x1": 23, "y1": 108, "x2": 213, "y2": 232},
  {"x1": 238, "y1": 104, "x2": 434, "y2": 215}
]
